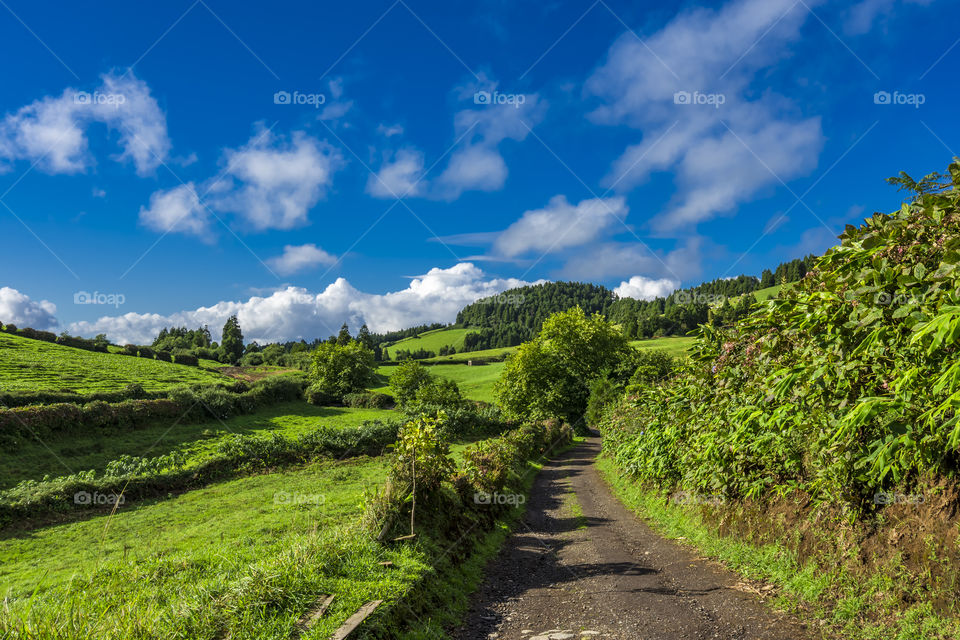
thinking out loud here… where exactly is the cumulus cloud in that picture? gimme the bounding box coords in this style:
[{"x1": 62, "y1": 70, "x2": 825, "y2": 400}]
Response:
[
  {"x1": 434, "y1": 80, "x2": 546, "y2": 199},
  {"x1": 67, "y1": 263, "x2": 539, "y2": 344},
  {"x1": 0, "y1": 71, "x2": 170, "y2": 176},
  {"x1": 0, "y1": 287, "x2": 57, "y2": 330},
  {"x1": 585, "y1": 0, "x2": 824, "y2": 230},
  {"x1": 558, "y1": 238, "x2": 702, "y2": 282},
  {"x1": 210, "y1": 130, "x2": 343, "y2": 230},
  {"x1": 267, "y1": 244, "x2": 338, "y2": 275},
  {"x1": 138, "y1": 182, "x2": 210, "y2": 237},
  {"x1": 494, "y1": 195, "x2": 627, "y2": 257},
  {"x1": 366, "y1": 148, "x2": 425, "y2": 198},
  {"x1": 613, "y1": 276, "x2": 680, "y2": 300}
]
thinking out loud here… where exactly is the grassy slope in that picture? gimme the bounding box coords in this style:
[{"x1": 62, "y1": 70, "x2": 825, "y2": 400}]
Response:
[
  {"x1": 374, "y1": 362, "x2": 505, "y2": 404},
  {"x1": 0, "y1": 332, "x2": 226, "y2": 393},
  {"x1": 421, "y1": 344, "x2": 517, "y2": 363},
  {"x1": 629, "y1": 335, "x2": 696, "y2": 358},
  {"x1": 383, "y1": 327, "x2": 475, "y2": 357},
  {"x1": 1, "y1": 401, "x2": 396, "y2": 489}
]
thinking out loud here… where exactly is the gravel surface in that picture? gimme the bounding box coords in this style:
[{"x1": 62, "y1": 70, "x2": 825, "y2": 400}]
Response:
[{"x1": 454, "y1": 436, "x2": 818, "y2": 640}]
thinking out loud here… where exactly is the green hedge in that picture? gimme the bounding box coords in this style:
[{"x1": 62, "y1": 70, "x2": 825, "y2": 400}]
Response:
[
  {"x1": 342, "y1": 391, "x2": 393, "y2": 408},
  {"x1": 0, "y1": 375, "x2": 307, "y2": 450},
  {"x1": 0, "y1": 419, "x2": 401, "y2": 529}
]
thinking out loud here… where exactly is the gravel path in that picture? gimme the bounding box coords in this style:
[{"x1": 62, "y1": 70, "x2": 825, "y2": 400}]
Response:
[{"x1": 454, "y1": 436, "x2": 818, "y2": 640}]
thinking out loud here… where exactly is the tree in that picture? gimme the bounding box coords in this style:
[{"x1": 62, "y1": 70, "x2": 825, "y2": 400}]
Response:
[
  {"x1": 309, "y1": 341, "x2": 376, "y2": 395},
  {"x1": 357, "y1": 323, "x2": 373, "y2": 349},
  {"x1": 494, "y1": 307, "x2": 631, "y2": 430},
  {"x1": 336, "y1": 323, "x2": 352, "y2": 346},
  {"x1": 221, "y1": 315, "x2": 244, "y2": 364},
  {"x1": 760, "y1": 269, "x2": 775, "y2": 288},
  {"x1": 389, "y1": 360, "x2": 433, "y2": 407}
]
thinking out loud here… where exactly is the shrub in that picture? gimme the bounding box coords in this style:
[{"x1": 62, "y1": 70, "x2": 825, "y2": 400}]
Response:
[
  {"x1": 309, "y1": 341, "x2": 376, "y2": 395},
  {"x1": 174, "y1": 353, "x2": 199, "y2": 366},
  {"x1": 628, "y1": 349, "x2": 677, "y2": 385},
  {"x1": 409, "y1": 378, "x2": 464, "y2": 411},
  {"x1": 3, "y1": 324, "x2": 16, "y2": 332},
  {"x1": 389, "y1": 360, "x2": 433, "y2": 407},
  {"x1": 17, "y1": 327, "x2": 39, "y2": 340},
  {"x1": 241, "y1": 352, "x2": 264, "y2": 366},
  {"x1": 305, "y1": 384, "x2": 341, "y2": 406},
  {"x1": 137, "y1": 346, "x2": 155, "y2": 358},
  {"x1": 155, "y1": 350, "x2": 172, "y2": 362},
  {"x1": 122, "y1": 344, "x2": 139, "y2": 356},
  {"x1": 35, "y1": 331, "x2": 57, "y2": 343},
  {"x1": 342, "y1": 392, "x2": 393, "y2": 409}
]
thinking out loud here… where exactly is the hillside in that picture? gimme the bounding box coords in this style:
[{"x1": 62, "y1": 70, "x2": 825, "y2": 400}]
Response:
[
  {"x1": 382, "y1": 326, "x2": 475, "y2": 358},
  {"x1": 0, "y1": 331, "x2": 226, "y2": 393}
]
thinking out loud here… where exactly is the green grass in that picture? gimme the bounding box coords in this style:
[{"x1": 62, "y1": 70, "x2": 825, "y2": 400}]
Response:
[
  {"x1": 382, "y1": 327, "x2": 477, "y2": 358},
  {"x1": 596, "y1": 456, "x2": 960, "y2": 640},
  {"x1": 374, "y1": 362, "x2": 505, "y2": 403},
  {"x1": 0, "y1": 332, "x2": 227, "y2": 394},
  {"x1": 0, "y1": 401, "x2": 397, "y2": 489},
  {"x1": 629, "y1": 335, "x2": 696, "y2": 358},
  {"x1": 421, "y1": 344, "x2": 517, "y2": 363}
]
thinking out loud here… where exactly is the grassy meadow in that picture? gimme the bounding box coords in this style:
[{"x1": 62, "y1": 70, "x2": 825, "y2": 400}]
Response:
[
  {"x1": 0, "y1": 332, "x2": 227, "y2": 393},
  {"x1": 382, "y1": 326, "x2": 476, "y2": 357}
]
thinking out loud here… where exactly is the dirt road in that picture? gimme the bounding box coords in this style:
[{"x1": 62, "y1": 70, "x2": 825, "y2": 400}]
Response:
[{"x1": 455, "y1": 437, "x2": 817, "y2": 640}]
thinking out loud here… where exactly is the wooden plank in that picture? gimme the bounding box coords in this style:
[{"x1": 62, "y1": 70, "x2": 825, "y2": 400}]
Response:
[
  {"x1": 290, "y1": 594, "x2": 334, "y2": 638},
  {"x1": 330, "y1": 600, "x2": 383, "y2": 640}
]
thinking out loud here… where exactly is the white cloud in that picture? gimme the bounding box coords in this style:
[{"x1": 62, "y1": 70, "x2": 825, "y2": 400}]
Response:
[
  {"x1": 843, "y1": 0, "x2": 933, "y2": 35},
  {"x1": 138, "y1": 182, "x2": 210, "y2": 237},
  {"x1": 0, "y1": 71, "x2": 170, "y2": 176},
  {"x1": 558, "y1": 238, "x2": 702, "y2": 282},
  {"x1": 0, "y1": 287, "x2": 57, "y2": 330},
  {"x1": 92, "y1": 187, "x2": 106, "y2": 198},
  {"x1": 267, "y1": 244, "x2": 338, "y2": 275},
  {"x1": 67, "y1": 263, "x2": 539, "y2": 344},
  {"x1": 377, "y1": 123, "x2": 404, "y2": 137},
  {"x1": 367, "y1": 148, "x2": 425, "y2": 198},
  {"x1": 614, "y1": 275, "x2": 680, "y2": 300},
  {"x1": 434, "y1": 144, "x2": 507, "y2": 196},
  {"x1": 494, "y1": 195, "x2": 627, "y2": 257},
  {"x1": 585, "y1": 0, "x2": 824, "y2": 230},
  {"x1": 209, "y1": 129, "x2": 343, "y2": 230}
]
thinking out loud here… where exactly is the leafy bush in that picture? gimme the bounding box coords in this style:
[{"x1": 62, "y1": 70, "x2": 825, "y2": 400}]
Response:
[
  {"x1": 342, "y1": 392, "x2": 393, "y2": 408},
  {"x1": 309, "y1": 341, "x2": 376, "y2": 395},
  {"x1": 603, "y1": 162, "x2": 960, "y2": 508},
  {"x1": 3, "y1": 324, "x2": 16, "y2": 332},
  {"x1": 628, "y1": 349, "x2": 677, "y2": 385},
  {"x1": 240, "y1": 352, "x2": 264, "y2": 366},
  {"x1": 174, "y1": 353, "x2": 199, "y2": 366},
  {"x1": 155, "y1": 350, "x2": 172, "y2": 362},
  {"x1": 411, "y1": 378, "x2": 464, "y2": 410},
  {"x1": 391, "y1": 412, "x2": 455, "y2": 492},
  {"x1": 495, "y1": 307, "x2": 632, "y2": 429},
  {"x1": 122, "y1": 344, "x2": 139, "y2": 356},
  {"x1": 305, "y1": 383, "x2": 341, "y2": 406},
  {"x1": 137, "y1": 346, "x2": 155, "y2": 359},
  {"x1": 389, "y1": 360, "x2": 433, "y2": 407},
  {"x1": 585, "y1": 374, "x2": 621, "y2": 428}
]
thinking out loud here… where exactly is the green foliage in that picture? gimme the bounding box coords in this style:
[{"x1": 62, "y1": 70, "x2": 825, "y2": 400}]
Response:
[
  {"x1": 495, "y1": 307, "x2": 632, "y2": 428},
  {"x1": 336, "y1": 322, "x2": 352, "y2": 346},
  {"x1": 603, "y1": 161, "x2": 960, "y2": 507},
  {"x1": 309, "y1": 340, "x2": 375, "y2": 396},
  {"x1": 220, "y1": 315, "x2": 244, "y2": 364},
  {"x1": 342, "y1": 391, "x2": 393, "y2": 409},
  {"x1": 391, "y1": 411, "x2": 455, "y2": 492},
  {"x1": 388, "y1": 360, "x2": 434, "y2": 406},
  {"x1": 628, "y1": 349, "x2": 677, "y2": 385},
  {"x1": 585, "y1": 374, "x2": 621, "y2": 428}
]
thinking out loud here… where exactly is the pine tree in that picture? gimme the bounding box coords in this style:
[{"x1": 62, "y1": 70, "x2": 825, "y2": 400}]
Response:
[
  {"x1": 336, "y1": 323, "x2": 351, "y2": 346},
  {"x1": 357, "y1": 324, "x2": 373, "y2": 349},
  {"x1": 221, "y1": 315, "x2": 244, "y2": 364}
]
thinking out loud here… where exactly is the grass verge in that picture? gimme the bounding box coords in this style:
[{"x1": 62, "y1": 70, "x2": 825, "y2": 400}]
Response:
[{"x1": 596, "y1": 456, "x2": 960, "y2": 640}]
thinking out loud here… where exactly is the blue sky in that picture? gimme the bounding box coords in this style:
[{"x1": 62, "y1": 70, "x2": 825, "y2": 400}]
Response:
[{"x1": 0, "y1": 0, "x2": 957, "y2": 343}]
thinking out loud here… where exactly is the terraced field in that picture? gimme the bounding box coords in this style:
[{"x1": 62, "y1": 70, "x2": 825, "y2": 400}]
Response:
[{"x1": 0, "y1": 332, "x2": 226, "y2": 393}]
